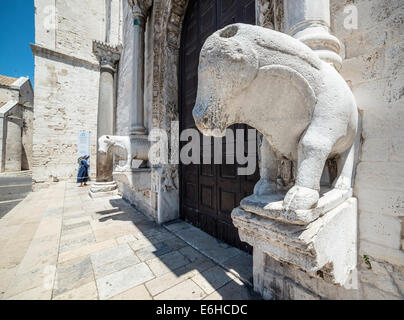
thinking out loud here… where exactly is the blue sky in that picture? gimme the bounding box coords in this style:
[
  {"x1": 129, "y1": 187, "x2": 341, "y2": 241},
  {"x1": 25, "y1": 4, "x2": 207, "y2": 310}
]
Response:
[{"x1": 0, "y1": 0, "x2": 35, "y2": 82}]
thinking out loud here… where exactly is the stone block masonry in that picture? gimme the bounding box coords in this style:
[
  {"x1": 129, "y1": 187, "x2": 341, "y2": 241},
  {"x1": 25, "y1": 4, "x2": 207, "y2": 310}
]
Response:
[
  {"x1": 331, "y1": 0, "x2": 404, "y2": 297},
  {"x1": 31, "y1": 53, "x2": 100, "y2": 185},
  {"x1": 31, "y1": 0, "x2": 123, "y2": 186}
]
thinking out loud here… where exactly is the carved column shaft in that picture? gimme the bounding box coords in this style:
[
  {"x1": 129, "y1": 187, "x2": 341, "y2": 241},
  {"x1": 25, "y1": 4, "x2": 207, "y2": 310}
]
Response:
[
  {"x1": 283, "y1": 0, "x2": 342, "y2": 69},
  {"x1": 97, "y1": 65, "x2": 115, "y2": 181},
  {"x1": 92, "y1": 41, "x2": 121, "y2": 183},
  {"x1": 129, "y1": 0, "x2": 152, "y2": 135}
]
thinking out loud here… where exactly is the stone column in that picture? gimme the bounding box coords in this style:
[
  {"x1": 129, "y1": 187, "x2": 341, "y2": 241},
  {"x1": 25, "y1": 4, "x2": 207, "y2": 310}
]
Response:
[
  {"x1": 129, "y1": 0, "x2": 152, "y2": 136},
  {"x1": 90, "y1": 41, "x2": 121, "y2": 197},
  {"x1": 283, "y1": 0, "x2": 342, "y2": 70}
]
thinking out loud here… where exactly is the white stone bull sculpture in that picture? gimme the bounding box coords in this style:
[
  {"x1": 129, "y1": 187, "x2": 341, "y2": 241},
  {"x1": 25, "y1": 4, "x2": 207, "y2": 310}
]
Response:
[
  {"x1": 193, "y1": 24, "x2": 358, "y2": 211},
  {"x1": 98, "y1": 135, "x2": 150, "y2": 172}
]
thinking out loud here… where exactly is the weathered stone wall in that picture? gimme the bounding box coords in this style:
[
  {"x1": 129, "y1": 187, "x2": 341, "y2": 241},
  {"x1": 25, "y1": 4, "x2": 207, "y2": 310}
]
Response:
[
  {"x1": 0, "y1": 87, "x2": 18, "y2": 103},
  {"x1": 18, "y1": 79, "x2": 34, "y2": 170},
  {"x1": 331, "y1": 0, "x2": 404, "y2": 299},
  {"x1": 5, "y1": 112, "x2": 22, "y2": 172},
  {"x1": 32, "y1": 54, "x2": 100, "y2": 183},
  {"x1": 32, "y1": 0, "x2": 122, "y2": 185},
  {"x1": 0, "y1": 79, "x2": 34, "y2": 171}
]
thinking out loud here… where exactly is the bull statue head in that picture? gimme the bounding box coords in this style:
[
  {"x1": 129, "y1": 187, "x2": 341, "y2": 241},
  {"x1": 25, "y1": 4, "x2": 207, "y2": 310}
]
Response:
[
  {"x1": 98, "y1": 135, "x2": 114, "y2": 154},
  {"x1": 192, "y1": 24, "x2": 259, "y2": 137}
]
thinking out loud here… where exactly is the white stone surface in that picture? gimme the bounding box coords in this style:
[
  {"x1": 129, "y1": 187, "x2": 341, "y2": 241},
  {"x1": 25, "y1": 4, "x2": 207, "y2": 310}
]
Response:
[
  {"x1": 233, "y1": 198, "x2": 358, "y2": 290},
  {"x1": 0, "y1": 77, "x2": 34, "y2": 172},
  {"x1": 193, "y1": 23, "x2": 358, "y2": 211},
  {"x1": 98, "y1": 135, "x2": 150, "y2": 171},
  {"x1": 96, "y1": 262, "x2": 154, "y2": 300},
  {"x1": 31, "y1": 53, "x2": 99, "y2": 183}
]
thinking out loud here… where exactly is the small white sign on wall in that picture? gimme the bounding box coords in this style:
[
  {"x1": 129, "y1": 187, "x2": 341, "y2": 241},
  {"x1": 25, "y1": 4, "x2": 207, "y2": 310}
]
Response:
[{"x1": 78, "y1": 130, "x2": 91, "y2": 157}]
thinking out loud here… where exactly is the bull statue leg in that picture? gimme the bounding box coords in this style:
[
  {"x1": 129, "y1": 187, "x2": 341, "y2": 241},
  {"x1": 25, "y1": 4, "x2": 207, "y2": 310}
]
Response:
[
  {"x1": 333, "y1": 142, "x2": 355, "y2": 190},
  {"x1": 254, "y1": 136, "x2": 277, "y2": 196},
  {"x1": 115, "y1": 158, "x2": 132, "y2": 172},
  {"x1": 283, "y1": 124, "x2": 335, "y2": 211}
]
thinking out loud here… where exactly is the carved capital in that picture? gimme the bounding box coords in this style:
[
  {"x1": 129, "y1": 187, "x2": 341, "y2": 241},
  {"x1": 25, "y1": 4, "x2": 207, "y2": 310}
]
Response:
[
  {"x1": 256, "y1": 0, "x2": 274, "y2": 29},
  {"x1": 256, "y1": 1, "x2": 284, "y2": 31},
  {"x1": 92, "y1": 41, "x2": 122, "y2": 70},
  {"x1": 129, "y1": 0, "x2": 152, "y2": 21}
]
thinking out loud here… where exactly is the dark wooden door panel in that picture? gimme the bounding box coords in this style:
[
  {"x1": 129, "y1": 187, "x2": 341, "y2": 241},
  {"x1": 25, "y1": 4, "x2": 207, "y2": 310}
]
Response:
[{"x1": 179, "y1": 0, "x2": 257, "y2": 253}]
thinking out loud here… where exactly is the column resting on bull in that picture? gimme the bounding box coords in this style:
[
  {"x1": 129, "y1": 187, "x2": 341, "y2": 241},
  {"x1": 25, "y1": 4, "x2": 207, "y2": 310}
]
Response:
[{"x1": 193, "y1": 23, "x2": 359, "y2": 293}]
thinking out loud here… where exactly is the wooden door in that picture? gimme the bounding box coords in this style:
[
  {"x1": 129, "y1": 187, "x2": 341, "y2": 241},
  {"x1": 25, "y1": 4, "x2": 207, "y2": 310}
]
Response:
[{"x1": 179, "y1": 0, "x2": 258, "y2": 253}]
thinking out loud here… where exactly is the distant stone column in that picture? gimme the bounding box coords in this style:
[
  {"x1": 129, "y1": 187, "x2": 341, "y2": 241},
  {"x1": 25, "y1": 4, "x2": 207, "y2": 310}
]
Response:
[
  {"x1": 90, "y1": 41, "x2": 121, "y2": 197},
  {"x1": 283, "y1": 0, "x2": 342, "y2": 70},
  {"x1": 129, "y1": 0, "x2": 152, "y2": 136}
]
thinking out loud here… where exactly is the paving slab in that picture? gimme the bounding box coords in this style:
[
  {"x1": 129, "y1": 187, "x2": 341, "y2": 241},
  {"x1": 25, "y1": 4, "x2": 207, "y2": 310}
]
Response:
[
  {"x1": 0, "y1": 180, "x2": 258, "y2": 300},
  {"x1": 96, "y1": 263, "x2": 155, "y2": 300},
  {"x1": 191, "y1": 265, "x2": 236, "y2": 295},
  {"x1": 146, "y1": 250, "x2": 189, "y2": 277},
  {"x1": 59, "y1": 233, "x2": 96, "y2": 253},
  {"x1": 0, "y1": 267, "x2": 17, "y2": 299},
  {"x1": 62, "y1": 221, "x2": 91, "y2": 232},
  {"x1": 90, "y1": 243, "x2": 135, "y2": 267},
  {"x1": 92, "y1": 225, "x2": 140, "y2": 243},
  {"x1": 154, "y1": 279, "x2": 206, "y2": 300},
  {"x1": 203, "y1": 279, "x2": 261, "y2": 300},
  {"x1": 6, "y1": 285, "x2": 52, "y2": 300},
  {"x1": 90, "y1": 243, "x2": 140, "y2": 279},
  {"x1": 109, "y1": 284, "x2": 152, "y2": 300},
  {"x1": 58, "y1": 239, "x2": 117, "y2": 263},
  {"x1": 135, "y1": 242, "x2": 173, "y2": 262},
  {"x1": 3, "y1": 267, "x2": 52, "y2": 299},
  {"x1": 60, "y1": 227, "x2": 94, "y2": 242},
  {"x1": 53, "y1": 256, "x2": 94, "y2": 297},
  {"x1": 53, "y1": 281, "x2": 98, "y2": 300},
  {"x1": 0, "y1": 239, "x2": 32, "y2": 268},
  {"x1": 168, "y1": 223, "x2": 254, "y2": 285},
  {"x1": 164, "y1": 220, "x2": 194, "y2": 233},
  {"x1": 145, "y1": 259, "x2": 216, "y2": 297},
  {"x1": 220, "y1": 252, "x2": 253, "y2": 285},
  {"x1": 174, "y1": 226, "x2": 242, "y2": 264},
  {"x1": 179, "y1": 246, "x2": 209, "y2": 264},
  {"x1": 116, "y1": 234, "x2": 136, "y2": 244},
  {"x1": 93, "y1": 255, "x2": 141, "y2": 279}
]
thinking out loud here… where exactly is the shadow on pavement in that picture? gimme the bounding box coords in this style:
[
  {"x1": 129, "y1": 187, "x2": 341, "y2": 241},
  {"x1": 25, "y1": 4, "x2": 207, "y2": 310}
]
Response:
[{"x1": 0, "y1": 174, "x2": 32, "y2": 219}]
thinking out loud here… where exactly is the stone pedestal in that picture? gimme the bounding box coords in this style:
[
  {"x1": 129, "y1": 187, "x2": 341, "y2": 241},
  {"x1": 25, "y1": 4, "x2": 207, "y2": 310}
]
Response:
[
  {"x1": 89, "y1": 181, "x2": 119, "y2": 198},
  {"x1": 113, "y1": 168, "x2": 155, "y2": 218},
  {"x1": 232, "y1": 191, "x2": 359, "y2": 300}
]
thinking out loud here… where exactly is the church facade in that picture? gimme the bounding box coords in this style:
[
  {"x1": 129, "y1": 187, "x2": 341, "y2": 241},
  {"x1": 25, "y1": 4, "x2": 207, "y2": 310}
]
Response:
[{"x1": 32, "y1": 0, "x2": 404, "y2": 299}]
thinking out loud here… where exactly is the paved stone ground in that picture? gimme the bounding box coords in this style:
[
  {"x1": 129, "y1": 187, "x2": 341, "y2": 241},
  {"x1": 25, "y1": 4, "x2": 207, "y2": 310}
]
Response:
[
  {"x1": 0, "y1": 174, "x2": 32, "y2": 219},
  {"x1": 0, "y1": 181, "x2": 260, "y2": 300}
]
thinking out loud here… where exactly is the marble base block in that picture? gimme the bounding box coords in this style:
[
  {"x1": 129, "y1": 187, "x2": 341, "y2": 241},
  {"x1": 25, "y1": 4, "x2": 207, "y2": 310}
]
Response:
[
  {"x1": 113, "y1": 169, "x2": 156, "y2": 220},
  {"x1": 89, "y1": 181, "x2": 118, "y2": 198},
  {"x1": 240, "y1": 187, "x2": 352, "y2": 225},
  {"x1": 232, "y1": 195, "x2": 359, "y2": 299}
]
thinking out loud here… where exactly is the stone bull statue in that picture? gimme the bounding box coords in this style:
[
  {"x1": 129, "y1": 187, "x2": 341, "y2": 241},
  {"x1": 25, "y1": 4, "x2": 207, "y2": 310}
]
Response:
[
  {"x1": 193, "y1": 24, "x2": 358, "y2": 211},
  {"x1": 98, "y1": 135, "x2": 150, "y2": 172}
]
